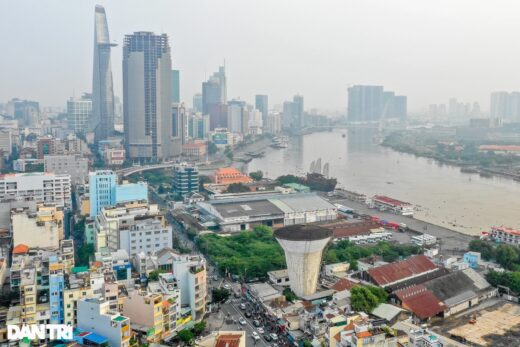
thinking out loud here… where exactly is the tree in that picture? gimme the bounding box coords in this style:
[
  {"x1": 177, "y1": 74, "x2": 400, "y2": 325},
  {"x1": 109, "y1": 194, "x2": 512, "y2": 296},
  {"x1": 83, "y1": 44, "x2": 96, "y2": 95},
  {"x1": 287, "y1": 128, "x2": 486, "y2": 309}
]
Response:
[
  {"x1": 199, "y1": 175, "x2": 212, "y2": 191},
  {"x1": 249, "y1": 170, "x2": 263, "y2": 181},
  {"x1": 225, "y1": 183, "x2": 250, "y2": 193},
  {"x1": 147, "y1": 269, "x2": 166, "y2": 282},
  {"x1": 212, "y1": 288, "x2": 231, "y2": 303},
  {"x1": 469, "y1": 239, "x2": 496, "y2": 261},
  {"x1": 77, "y1": 244, "x2": 95, "y2": 267},
  {"x1": 275, "y1": 174, "x2": 300, "y2": 185},
  {"x1": 224, "y1": 146, "x2": 233, "y2": 161},
  {"x1": 496, "y1": 244, "x2": 519, "y2": 270},
  {"x1": 207, "y1": 142, "x2": 218, "y2": 155},
  {"x1": 193, "y1": 321, "x2": 206, "y2": 335},
  {"x1": 177, "y1": 329, "x2": 194, "y2": 345},
  {"x1": 283, "y1": 288, "x2": 297, "y2": 302},
  {"x1": 303, "y1": 173, "x2": 337, "y2": 192},
  {"x1": 350, "y1": 285, "x2": 386, "y2": 313},
  {"x1": 302, "y1": 340, "x2": 312, "y2": 347}
]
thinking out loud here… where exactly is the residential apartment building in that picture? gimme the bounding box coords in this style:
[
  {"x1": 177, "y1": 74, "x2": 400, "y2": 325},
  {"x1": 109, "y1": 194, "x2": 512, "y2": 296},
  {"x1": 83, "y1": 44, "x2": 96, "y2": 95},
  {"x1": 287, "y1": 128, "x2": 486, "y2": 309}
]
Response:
[
  {"x1": 77, "y1": 298, "x2": 131, "y2": 347},
  {"x1": 11, "y1": 204, "x2": 64, "y2": 249},
  {"x1": 0, "y1": 173, "x2": 71, "y2": 209},
  {"x1": 172, "y1": 254, "x2": 207, "y2": 319},
  {"x1": 44, "y1": 154, "x2": 89, "y2": 185},
  {"x1": 94, "y1": 202, "x2": 171, "y2": 258}
]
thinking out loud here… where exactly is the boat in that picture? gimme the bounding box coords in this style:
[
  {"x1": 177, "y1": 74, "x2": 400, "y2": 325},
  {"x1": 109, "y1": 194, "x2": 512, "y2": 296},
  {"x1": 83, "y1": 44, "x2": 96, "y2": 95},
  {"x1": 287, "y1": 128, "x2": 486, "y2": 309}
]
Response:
[
  {"x1": 323, "y1": 163, "x2": 330, "y2": 178},
  {"x1": 270, "y1": 136, "x2": 288, "y2": 149}
]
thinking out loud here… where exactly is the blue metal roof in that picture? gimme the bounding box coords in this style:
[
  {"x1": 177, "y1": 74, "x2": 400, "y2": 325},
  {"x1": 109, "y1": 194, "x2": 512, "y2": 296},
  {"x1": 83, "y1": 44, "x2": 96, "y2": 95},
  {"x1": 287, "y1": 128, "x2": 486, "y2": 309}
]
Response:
[{"x1": 84, "y1": 333, "x2": 109, "y2": 344}]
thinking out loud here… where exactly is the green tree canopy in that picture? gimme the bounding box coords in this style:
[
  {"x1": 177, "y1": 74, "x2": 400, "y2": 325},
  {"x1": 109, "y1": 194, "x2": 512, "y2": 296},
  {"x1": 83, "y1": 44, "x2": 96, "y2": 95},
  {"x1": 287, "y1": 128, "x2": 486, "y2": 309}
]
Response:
[
  {"x1": 249, "y1": 170, "x2": 263, "y2": 181},
  {"x1": 225, "y1": 183, "x2": 250, "y2": 193},
  {"x1": 211, "y1": 288, "x2": 231, "y2": 303},
  {"x1": 177, "y1": 329, "x2": 194, "y2": 345},
  {"x1": 350, "y1": 285, "x2": 387, "y2": 313},
  {"x1": 496, "y1": 244, "x2": 519, "y2": 270},
  {"x1": 207, "y1": 142, "x2": 218, "y2": 155}
]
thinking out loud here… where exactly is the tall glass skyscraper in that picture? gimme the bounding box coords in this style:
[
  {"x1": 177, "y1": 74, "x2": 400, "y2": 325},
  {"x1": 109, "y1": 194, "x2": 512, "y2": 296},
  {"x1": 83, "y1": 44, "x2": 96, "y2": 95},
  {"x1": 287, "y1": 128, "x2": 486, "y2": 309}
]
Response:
[
  {"x1": 123, "y1": 32, "x2": 173, "y2": 162},
  {"x1": 90, "y1": 5, "x2": 116, "y2": 141}
]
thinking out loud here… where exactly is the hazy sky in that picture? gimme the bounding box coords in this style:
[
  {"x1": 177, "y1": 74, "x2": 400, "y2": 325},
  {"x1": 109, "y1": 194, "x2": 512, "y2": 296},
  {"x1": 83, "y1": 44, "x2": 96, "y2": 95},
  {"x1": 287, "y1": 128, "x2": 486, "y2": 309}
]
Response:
[{"x1": 2, "y1": 0, "x2": 520, "y2": 112}]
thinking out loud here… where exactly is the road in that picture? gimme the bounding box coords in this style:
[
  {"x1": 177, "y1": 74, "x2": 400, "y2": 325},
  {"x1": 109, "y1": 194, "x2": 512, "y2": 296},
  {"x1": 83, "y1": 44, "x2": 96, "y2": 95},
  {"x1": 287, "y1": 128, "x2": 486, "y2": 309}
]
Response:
[{"x1": 327, "y1": 195, "x2": 474, "y2": 256}]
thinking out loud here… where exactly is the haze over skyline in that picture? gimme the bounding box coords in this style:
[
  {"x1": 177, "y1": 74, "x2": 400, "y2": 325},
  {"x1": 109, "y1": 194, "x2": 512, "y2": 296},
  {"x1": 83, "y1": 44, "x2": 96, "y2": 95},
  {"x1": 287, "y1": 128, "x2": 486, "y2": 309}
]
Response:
[{"x1": 2, "y1": 0, "x2": 520, "y2": 112}]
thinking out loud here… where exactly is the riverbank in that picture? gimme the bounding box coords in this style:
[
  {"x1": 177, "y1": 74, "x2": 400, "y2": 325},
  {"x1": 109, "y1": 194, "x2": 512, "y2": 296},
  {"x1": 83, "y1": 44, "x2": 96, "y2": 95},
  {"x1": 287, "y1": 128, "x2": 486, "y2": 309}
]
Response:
[
  {"x1": 247, "y1": 129, "x2": 520, "y2": 236},
  {"x1": 326, "y1": 194, "x2": 474, "y2": 255},
  {"x1": 382, "y1": 131, "x2": 520, "y2": 182}
]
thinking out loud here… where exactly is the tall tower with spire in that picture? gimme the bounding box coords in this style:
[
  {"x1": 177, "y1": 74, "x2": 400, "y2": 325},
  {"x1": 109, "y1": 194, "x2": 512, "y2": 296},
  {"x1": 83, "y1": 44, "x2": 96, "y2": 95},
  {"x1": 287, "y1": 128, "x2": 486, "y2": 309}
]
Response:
[{"x1": 90, "y1": 5, "x2": 116, "y2": 141}]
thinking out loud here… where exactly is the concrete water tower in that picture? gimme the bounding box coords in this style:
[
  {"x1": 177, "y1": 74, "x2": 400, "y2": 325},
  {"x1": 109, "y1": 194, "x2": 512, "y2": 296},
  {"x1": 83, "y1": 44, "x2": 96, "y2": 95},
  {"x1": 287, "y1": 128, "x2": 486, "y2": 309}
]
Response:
[{"x1": 274, "y1": 224, "x2": 332, "y2": 297}]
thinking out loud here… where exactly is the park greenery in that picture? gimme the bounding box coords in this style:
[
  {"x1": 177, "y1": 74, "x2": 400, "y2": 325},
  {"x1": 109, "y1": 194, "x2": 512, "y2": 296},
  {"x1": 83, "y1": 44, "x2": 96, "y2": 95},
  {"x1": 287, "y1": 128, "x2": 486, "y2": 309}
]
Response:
[
  {"x1": 196, "y1": 226, "x2": 285, "y2": 279},
  {"x1": 196, "y1": 226, "x2": 422, "y2": 281},
  {"x1": 350, "y1": 285, "x2": 388, "y2": 313}
]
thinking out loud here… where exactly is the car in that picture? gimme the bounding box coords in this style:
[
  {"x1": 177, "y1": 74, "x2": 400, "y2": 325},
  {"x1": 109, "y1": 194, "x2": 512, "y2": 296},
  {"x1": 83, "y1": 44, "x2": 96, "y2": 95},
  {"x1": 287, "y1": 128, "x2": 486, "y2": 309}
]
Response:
[
  {"x1": 257, "y1": 327, "x2": 265, "y2": 334},
  {"x1": 253, "y1": 319, "x2": 261, "y2": 327},
  {"x1": 245, "y1": 311, "x2": 252, "y2": 318},
  {"x1": 239, "y1": 317, "x2": 247, "y2": 325},
  {"x1": 252, "y1": 332, "x2": 260, "y2": 341},
  {"x1": 239, "y1": 303, "x2": 246, "y2": 310},
  {"x1": 223, "y1": 284, "x2": 231, "y2": 290},
  {"x1": 263, "y1": 334, "x2": 272, "y2": 342},
  {"x1": 270, "y1": 333, "x2": 278, "y2": 341}
]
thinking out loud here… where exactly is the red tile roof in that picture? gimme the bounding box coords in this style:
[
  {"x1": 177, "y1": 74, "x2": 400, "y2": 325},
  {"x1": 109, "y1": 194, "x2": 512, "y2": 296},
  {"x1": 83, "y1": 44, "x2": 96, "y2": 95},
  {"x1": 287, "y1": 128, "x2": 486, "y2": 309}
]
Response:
[
  {"x1": 215, "y1": 334, "x2": 243, "y2": 347},
  {"x1": 13, "y1": 244, "x2": 29, "y2": 255},
  {"x1": 373, "y1": 195, "x2": 411, "y2": 207},
  {"x1": 332, "y1": 278, "x2": 357, "y2": 291},
  {"x1": 367, "y1": 255, "x2": 437, "y2": 287},
  {"x1": 395, "y1": 285, "x2": 445, "y2": 320}
]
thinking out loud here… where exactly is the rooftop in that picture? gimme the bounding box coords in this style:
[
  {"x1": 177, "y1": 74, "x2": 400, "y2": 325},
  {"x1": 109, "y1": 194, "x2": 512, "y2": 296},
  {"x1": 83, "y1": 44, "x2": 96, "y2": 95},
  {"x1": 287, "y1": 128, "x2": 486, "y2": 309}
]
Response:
[
  {"x1": 367, "y1": 255, "x2": 438, "y2": 287},
  {"x1": 373, "y1": 195, "x2": 411, "y2": 207},
  {"x1": 395, "y1": 285, "x2": 446, "y2": 320},
  {"x1": 274, "y1": 224, "x2": 332, "y2": 241},
  {"x1": 215, "y1": 334, "x2": 242, "y2": 347}
]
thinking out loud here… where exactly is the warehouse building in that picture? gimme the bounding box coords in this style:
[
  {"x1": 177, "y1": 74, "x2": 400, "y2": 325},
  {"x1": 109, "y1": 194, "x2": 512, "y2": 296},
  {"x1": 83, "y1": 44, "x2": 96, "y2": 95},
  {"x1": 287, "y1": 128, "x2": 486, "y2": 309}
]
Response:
[{"x1": 197, "y1": 193, "x2": 337, "y2": 232}]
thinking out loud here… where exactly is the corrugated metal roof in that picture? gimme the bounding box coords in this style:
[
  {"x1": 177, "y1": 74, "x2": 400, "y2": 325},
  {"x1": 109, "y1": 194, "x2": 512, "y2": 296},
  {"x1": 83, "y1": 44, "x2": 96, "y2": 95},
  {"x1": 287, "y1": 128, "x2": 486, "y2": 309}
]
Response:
[
  {"x1": 462, "y1": 268, "x2": 491, "y2": 290},
  {"x1": 444, "y1": 290, "x2": 477, "y2": 307},
  {"x1": 395, "y1": 285, "x2": 446, "y2": 320},
  {"x1": 367, "y1": 255, "x2": 438, "y2": 287},
  {"x1": 371, "y1": 303, "x2": 404, "y2": 321}
]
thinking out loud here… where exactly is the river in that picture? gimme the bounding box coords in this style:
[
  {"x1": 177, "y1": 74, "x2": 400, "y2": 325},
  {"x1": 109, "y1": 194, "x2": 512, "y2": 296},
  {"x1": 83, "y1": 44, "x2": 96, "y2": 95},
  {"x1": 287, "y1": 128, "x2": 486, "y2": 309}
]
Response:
[{"x1": 246, "y1": 128, "x2": 520, "y2": 236}]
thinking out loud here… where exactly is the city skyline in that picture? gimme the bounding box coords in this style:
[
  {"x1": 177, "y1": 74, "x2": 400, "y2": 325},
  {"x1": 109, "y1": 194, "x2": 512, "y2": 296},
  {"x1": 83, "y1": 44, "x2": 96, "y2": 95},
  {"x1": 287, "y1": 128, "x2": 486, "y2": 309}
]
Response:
[{"x1": 4, "y1": 1, "x2": 520, "y2": 112}]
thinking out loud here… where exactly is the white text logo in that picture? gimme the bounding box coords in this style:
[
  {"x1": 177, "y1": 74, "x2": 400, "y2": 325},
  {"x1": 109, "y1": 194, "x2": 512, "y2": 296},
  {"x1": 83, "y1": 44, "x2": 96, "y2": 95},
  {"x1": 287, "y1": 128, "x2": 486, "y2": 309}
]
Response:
[{"x1": 7, "y1": 325, "x2": 73, "y2": 341}]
